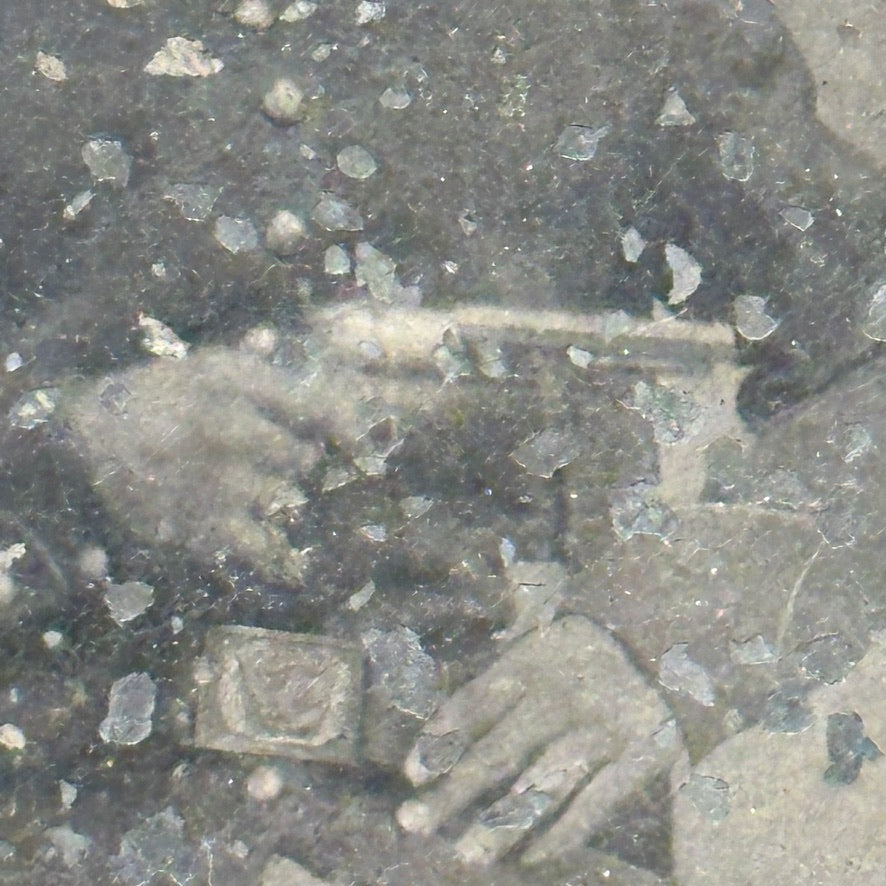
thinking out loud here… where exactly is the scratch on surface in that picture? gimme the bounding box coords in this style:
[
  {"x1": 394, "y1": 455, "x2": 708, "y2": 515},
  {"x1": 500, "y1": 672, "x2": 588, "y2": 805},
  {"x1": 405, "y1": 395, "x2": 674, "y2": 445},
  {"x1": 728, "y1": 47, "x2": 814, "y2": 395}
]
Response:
[{"x1": 776, "y1": 542, "x2": 823, "y2": 651}]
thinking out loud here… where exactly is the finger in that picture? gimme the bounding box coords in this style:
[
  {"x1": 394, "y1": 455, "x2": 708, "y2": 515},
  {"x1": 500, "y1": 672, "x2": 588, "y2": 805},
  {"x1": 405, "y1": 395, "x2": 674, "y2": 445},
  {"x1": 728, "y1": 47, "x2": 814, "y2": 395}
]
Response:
[
  {"x1": 402, "y1": 617, "x2": 619, "y2": 788},
  {"x1": 117, "y1": 357, "x2": 313, "y2": 481},
  {"x1": 402, "y1": 666, "x2": 529, "y2": 787},
  {"x1": 168, "y1": 349, "x2": 327, "y2": 438},
  {"x1": 521, "y1": 719, "x2": 684, "y2": 867},
  {"x1": 174, "y1": 404, "x2": 302, "y2": 475},
  {"x1": 230, "y1": 351, "x2": 437, "y2": 446},
  {"x1": 454, "y1": 726, "x2": 604, "y2": 865},
  {"x1": 236, "y1": 520, "x2": 308, "y2": 581},
  {"x1": 398, "y1": 696, "x2": 563, "y2": 836},
  {"x1": 177, "y1": 485, "x2": 306, "y2": 581},
  {"x1": 294, "y1": 368, "x2": 439, "y2": 446}
]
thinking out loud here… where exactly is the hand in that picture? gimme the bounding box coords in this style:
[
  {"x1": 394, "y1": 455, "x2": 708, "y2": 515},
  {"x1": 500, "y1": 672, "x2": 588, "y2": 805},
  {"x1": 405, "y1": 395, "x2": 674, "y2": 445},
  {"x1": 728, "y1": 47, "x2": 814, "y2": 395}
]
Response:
[
  {"x1": 397, "y1": 615, "x2": 684, "y2": 870},
  {"x1": 59, "y1": 345, "x2": 324, "y2": 580},
  {"x1": 59, "y1": 335, "x2": 436, "y2": 582}
]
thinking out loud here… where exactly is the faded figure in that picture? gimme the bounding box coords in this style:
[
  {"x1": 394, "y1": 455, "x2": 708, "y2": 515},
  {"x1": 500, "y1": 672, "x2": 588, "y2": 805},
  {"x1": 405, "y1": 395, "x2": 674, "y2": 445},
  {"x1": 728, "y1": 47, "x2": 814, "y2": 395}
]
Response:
[
  {"x1": 1, "y1": 0, "x2": 883, "y2": 882},
  {"x1": 398, "y1": 351, "x2": 885, "y2": 883},
  {"x1": 46, "y1": 294, "x2": 885, "y2": 882}
]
